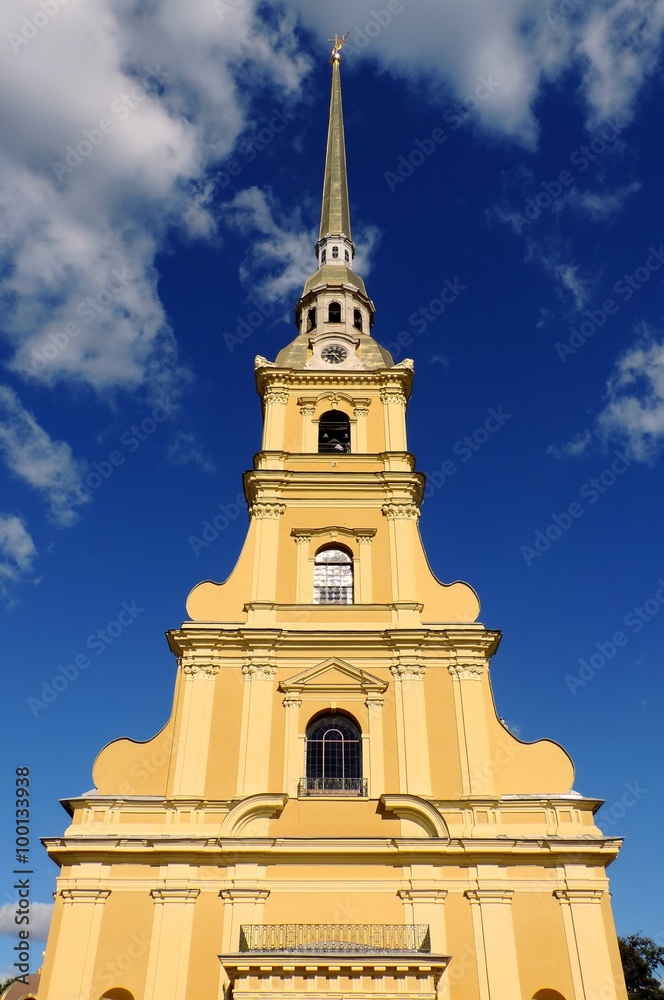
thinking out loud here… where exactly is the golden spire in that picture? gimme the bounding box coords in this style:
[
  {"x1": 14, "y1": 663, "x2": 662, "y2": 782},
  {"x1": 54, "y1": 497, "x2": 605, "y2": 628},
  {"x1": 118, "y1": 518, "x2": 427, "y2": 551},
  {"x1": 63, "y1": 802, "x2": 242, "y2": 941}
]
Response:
[{"x1": 319, "y1": 34, "x2": 352, "y2": 243}]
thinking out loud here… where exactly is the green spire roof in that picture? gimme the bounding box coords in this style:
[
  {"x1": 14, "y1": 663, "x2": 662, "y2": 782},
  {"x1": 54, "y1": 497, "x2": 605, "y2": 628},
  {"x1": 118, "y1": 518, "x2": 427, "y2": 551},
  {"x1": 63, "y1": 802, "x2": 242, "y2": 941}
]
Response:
[{"x1": 319, "y1": 54, "x2": 352, "y2": 242}]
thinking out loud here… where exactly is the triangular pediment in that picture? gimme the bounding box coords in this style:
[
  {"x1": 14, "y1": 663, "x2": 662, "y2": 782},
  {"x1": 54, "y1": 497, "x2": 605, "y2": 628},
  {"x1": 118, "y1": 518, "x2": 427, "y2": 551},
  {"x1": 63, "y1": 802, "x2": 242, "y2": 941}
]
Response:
[{"x1": 280, "y1": 658, "x2": 387, "y2": 695}]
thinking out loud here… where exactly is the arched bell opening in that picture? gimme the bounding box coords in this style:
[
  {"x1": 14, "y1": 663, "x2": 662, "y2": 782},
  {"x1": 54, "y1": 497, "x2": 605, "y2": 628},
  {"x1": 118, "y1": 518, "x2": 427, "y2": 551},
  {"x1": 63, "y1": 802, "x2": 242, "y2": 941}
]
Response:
[{"x1": 318, "y1": 410, "x2": 351, "y2": 453}]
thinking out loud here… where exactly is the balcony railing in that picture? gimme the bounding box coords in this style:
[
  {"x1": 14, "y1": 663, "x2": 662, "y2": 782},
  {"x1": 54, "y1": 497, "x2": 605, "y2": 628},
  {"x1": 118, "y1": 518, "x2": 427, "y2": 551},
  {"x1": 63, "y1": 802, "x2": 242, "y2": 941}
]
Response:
[
  {"x1": 318, "y1": 442, "x2": 351, "y2": 454},
  {"x1": 299, "y1": 776, "x2": 368, "y2": 797},
  {"x1": 239, "y1": 924, "x2": 431, "y2": 954}
]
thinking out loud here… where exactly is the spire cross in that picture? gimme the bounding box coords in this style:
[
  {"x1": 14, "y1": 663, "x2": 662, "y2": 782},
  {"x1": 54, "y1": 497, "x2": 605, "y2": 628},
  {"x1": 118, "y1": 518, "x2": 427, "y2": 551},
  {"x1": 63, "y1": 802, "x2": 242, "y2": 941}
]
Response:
[{"x1": 328, "y1": 32, "x2": 350, "y2": 60}]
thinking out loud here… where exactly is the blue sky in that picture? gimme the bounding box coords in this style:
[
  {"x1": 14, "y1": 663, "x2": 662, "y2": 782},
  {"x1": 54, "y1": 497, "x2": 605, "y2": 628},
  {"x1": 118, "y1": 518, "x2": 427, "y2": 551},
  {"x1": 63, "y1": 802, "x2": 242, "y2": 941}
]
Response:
[{"x1": 1, "y1": 0, "x2": 664, "y2": 979}]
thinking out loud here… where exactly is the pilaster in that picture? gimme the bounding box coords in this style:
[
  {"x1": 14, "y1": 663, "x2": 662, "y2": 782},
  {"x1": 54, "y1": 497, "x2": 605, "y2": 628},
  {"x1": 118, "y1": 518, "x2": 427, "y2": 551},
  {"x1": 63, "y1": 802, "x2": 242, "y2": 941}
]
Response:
[
  {"x1": 380, "y1": 384, "x2": 407, "y2": 451},
  {"x1": 390, "y1": 662, "x2": 431, "y2": 795},
  {"x1": 144, "y1": 888, "x2": 200, "y2": 1000},
  {"x1": 249, "y1": 501, "x2": 286, "y2": 606},
  {"x1": 465, "y1": 889, "x2": 522, "y2": 1000},
  {"x1": 171, "y1": 652, "x2": 220, "y2": 797},
  {"x1": 46, "y1": 889, "x2": 110, "y2": 1000},
  {"x1": 365, "y1": 692, "x2": 385, "y2": 797},
  {"x1": 554, "y1": 889, "x2": 625, "y2": 999},
  {"x1": 282, "y1": 695, "x2": 303, "y2": 796},
  {"x1": 262, "y1": 386, "x2": 289, "y2": 450},
  {"x1": 447, "y1": 655, "x2": 493, "y2": 796},
  {"x1": 237, "y1": 661, "x2": 277, "y2": 796},
  {"x1": 220, "y1": 887, "x2": 270, "y2": 953}
]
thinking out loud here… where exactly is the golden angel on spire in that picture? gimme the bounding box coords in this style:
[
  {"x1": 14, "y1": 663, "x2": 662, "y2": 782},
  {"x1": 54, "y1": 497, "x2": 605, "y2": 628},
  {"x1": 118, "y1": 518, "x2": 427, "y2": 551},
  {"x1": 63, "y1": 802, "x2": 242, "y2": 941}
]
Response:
[{"x1": 328, "y1": 32, "x2": 350, "y2": 61}]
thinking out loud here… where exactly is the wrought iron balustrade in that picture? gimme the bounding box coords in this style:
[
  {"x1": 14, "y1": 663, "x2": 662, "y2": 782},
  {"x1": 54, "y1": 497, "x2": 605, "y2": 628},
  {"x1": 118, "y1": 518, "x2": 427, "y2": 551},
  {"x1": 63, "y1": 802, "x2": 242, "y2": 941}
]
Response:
[
  {"x1": 239, "y1": 923, "x2": 431, "y2": 954},
  {"x1": 298, "y1": 776, "x2": 368, "y2": 796},
  {"x1": 318, "y1": 441, "x2": 351, "y2": 453}
]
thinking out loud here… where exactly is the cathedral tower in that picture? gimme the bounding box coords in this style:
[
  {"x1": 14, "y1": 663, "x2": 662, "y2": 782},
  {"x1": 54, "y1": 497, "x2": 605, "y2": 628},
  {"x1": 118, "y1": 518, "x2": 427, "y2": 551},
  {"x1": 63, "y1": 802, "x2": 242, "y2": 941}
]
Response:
[{"x1": 38, "y1": 39, "x2": 628, "y2": 1000}]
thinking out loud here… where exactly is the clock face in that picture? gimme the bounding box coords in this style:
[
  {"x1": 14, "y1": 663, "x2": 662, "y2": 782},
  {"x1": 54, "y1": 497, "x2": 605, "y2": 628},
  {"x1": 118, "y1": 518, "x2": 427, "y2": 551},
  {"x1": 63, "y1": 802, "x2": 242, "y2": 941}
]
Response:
[{"x1": 321, "y1": 344, "x2": 348, "y2": 365}]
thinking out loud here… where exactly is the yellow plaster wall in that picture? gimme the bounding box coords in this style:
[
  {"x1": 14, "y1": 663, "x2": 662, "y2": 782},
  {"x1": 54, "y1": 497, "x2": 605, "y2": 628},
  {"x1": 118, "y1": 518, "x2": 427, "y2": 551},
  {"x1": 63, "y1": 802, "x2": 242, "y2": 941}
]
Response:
[{"x1": 512, "y1": 891, "x2": 576, "y2": 997}]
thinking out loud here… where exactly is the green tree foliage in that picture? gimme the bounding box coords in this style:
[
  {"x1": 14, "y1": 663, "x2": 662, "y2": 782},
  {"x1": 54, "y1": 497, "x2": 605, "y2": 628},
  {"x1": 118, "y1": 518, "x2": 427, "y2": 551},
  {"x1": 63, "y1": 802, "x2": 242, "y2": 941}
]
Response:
[{"x1": 620, "y1": 935, "x2": 664, "y2": 999}]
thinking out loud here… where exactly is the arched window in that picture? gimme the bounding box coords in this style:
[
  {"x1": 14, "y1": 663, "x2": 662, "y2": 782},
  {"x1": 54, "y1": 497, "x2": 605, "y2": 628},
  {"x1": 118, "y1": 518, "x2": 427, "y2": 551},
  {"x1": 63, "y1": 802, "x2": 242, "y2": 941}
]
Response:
[
  {"x1": 321, "y1": 249, "x2": 327, "y2": 263},
  {"x1": 328, "y1": 301, "x2": 342, "y2": 323},
  {"x1": 313, "y1": 545, "x2": 353, "y2": 604},
  {"x1": 318, "y1": 410, "x2": 350, "y2": 453},
  {"x1": 304, "y1": 713, "x2": 364, "y2": 794},
  {"x1": 307, "y1": 307, "x2": 317, "y2": 331},
  {"x1": 353, "y1": 308, "x2": 363, "y2": 331},
  {"x1": 345, "y1": 250, "x2": 350, "y2": 262}
]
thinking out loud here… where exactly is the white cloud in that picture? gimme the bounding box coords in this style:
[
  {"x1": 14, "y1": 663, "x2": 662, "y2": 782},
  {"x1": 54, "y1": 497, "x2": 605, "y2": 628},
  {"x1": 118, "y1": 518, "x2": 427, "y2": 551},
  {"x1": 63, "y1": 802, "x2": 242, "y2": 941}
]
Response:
[
  {"x1": 0, "y1": 901, "x2": 53, "y2": 941},
  {"x1": 0, "y1": 514, "x2": 37, "y2": 588},
  {"x1": 595, "y1": 328, "x2": 664, "y2": 461},
  {"x1": 548, "y1": 432, "x2": 593, "y2": 459},
  {"x1": 286, "y1": 0, "x2": 664, "y2": 145},
  {"x1": 565, "y1": 181, "x2": 641, "y2": 220},
  {"x1": 224, "y1": 186, "x2": 380, "y2": 304},
  {"x1": 577, "y1": 0, "x2": 664, "y2": 128},
  {"x1": 166, "y1": 430, "x2": 216, "y2": 473},
  {"x1": 554, "y1": 328, "x2": 664, "y2": 463},
  {"x1": 525, "y1": 241, "x2": 592, "y2": 310},
  {"x1": 0, "y1": 386, "x2": 88, "y2": 526},
  {"x1": 0, "y1": 0, "x2": 309, "y2": 400}
]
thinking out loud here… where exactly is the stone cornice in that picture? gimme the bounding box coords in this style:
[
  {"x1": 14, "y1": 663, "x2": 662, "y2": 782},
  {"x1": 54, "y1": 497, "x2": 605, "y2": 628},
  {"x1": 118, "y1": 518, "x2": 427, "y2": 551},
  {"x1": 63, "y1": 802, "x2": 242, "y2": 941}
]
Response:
[
  {"x1": 291, "y1": 526, "x2": 377, "y2": 542},
  {"x1": 255, "y1": 366, "x2": 413, "y2": 401},
  {"x1": 43, "y1": 835, "x2": 623, "y2": 869}
]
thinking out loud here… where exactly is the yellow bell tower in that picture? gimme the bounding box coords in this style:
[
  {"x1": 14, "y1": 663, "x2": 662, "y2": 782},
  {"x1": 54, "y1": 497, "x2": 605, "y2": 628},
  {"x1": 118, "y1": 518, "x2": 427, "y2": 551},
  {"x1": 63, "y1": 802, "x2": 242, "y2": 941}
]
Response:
[{"x1": 37, "y1": 39, "x2": 628, "y2": 1000}]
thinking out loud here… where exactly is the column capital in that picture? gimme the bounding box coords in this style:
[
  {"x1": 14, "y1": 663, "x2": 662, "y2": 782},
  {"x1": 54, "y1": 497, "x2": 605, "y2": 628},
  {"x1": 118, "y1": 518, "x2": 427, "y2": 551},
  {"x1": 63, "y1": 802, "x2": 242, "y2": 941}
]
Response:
[
  {"x1": 465, "y1": 889, "x2": 514, "y2": 904},
  {"x1": 181, "y1": 654, "x2": 221, "y2": 679},
  {"x1": 293, "y1": 533, "x2": 312, "y2": 546},
  {"x1": 249, "y1": 502, "x2": 286, "y2": 520},
  {"x1": 59, "y1": 888, "x2": 110, "y2": 904},
  {"x1": 365, "y1": 693, "x2": 385, "y2": 708},
  {"x1": 219, "y1": 888, "x2": 270, "y2": 902},
  {"x1": 150, "y1": 888, "x2": 200, "y2": 904},
  {"x1": 356, "y1": 532, "x2": 374, "y2": 544},
  {"x1": 554, "y1": 889, "x2": 605, "y2": 904},
  {"x1": 390, "y1": 662, "x2": 426, "y2": 681},
  {"x1": 380, "y1": 386, "x2": 406, "y2": 406},
  {"x1": 283, "y1": 695, "x2": 302, "y2": 709},
  {"x1": 242, "y1": 662, "x2": 277, "y2": 680},
  {"x1": 447, "y1": 658, "x2": 487, "y2": 681},
  {"x1": 398, "y1": 888, "x2": 448, "y2": 903},
  {"x1": 264, "y1": 387, "x2": 289, "y2": 405},
  {"x1": 382, "y1": 502, "x2": 420, "y2": 520}
]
